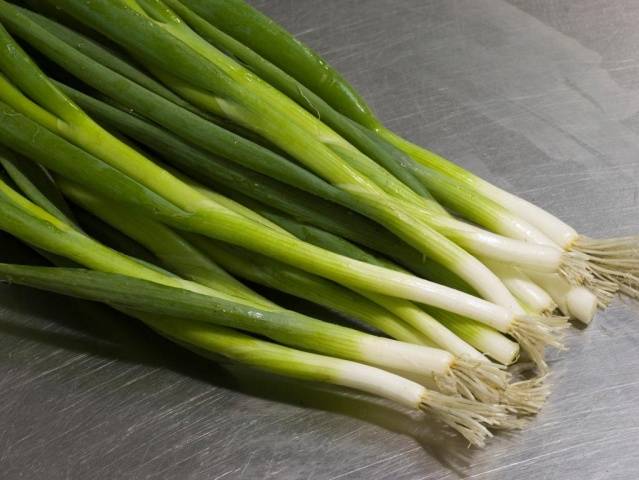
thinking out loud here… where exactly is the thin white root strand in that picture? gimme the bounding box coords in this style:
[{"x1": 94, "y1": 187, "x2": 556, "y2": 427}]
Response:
[
  {"x1": 572, "y1": 235, "x2": 639, "y2": 303},
  {"x1": 419, "y1": 390, "x2": 511, "y2": 447},
  {"x1": 501, "y1": 374, "x2": 550, "y2": 416},
  {"x1": 508, "y1": 315, "x2": 569, "y2": 373},
  {"x1": 584, "y1": 273, "x2": 619, "y2": 308},
  {"x1": 444, "y1": 358, "x2": 510, "y2": 404},
  {"x1": 559, "y1": 250, "x2": 591, "y2": 285},
  {"x1": 559, "y1": 250, "x2": 617, "y2": 307}
]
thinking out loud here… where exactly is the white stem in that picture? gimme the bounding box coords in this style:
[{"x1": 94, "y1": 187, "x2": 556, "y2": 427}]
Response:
[
  {"x1": 478, "y1": 182, "x2": 578, "y2": 249},
  {"x1": 566, "y1": 287, "x2": 599, "y2": 325},
  {"x1": 454, "y1": 256, "x2": 524, "y2": 312},
  {"x1": 358, "y1": 337, "x2": 454, "y2": 377},
  {"x1": 359, "y1": 291, "x2": 486, "y2": 362},
  {"x1": 491, "y1": 210, "x2": 558, "y2": 247},
  {"x1": 380, "y1": 129, "x2": 577, "y2": 248},
  {"x1": 335, "y1": 359, "x2": 427, "y2": 409},
  {"x1": 422, "y1": 214, "x2": 564, "y2": 272},
  {"x1": 484, "y1": 260, "x2": 556, "y2": 314},
  {"x1": 342, "y1": 191, "x2": 524, "y2": 311},
  {"x1": 528, "y1": 272, "x2": 598, "y2": 324},
  {"x1": 469, "y1": 329, "x2": 520, "y2": 366},
  {"x1": 194, "y1": 205, "x2": 521, "y2": 327},
  {"x1": 344, "y1": 266, "x2": 516, "y2": 330}
]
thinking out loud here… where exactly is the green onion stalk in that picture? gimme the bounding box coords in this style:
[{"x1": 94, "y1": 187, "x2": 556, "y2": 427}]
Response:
[
  {"x1": 7, "y1": 5, "x2": 452, "y2": 289},
  {"x1": 0, "y1": 92, "x2": 549, "y2": 353},
  {"x1": 84, "y1": 1, "x2": 611, "y2": 317},
  {"x1": 175, "y1": 0, "x2": 607, "y2": 318},
  {"x1": 11, "y1": 215, "x2": 506, "y2": 434},
  {"x1": 526, "y1": 272, "x2": 600, "y2": 326},
  {"x1": 0, "y1": 213, "x2": 511, "y2": 445},
  {"x1": 58, "y1": 177, "x2": 434, "y2": 348},
  {"x1": 62, "y1": 177, "x2": 504, "y2": 364},
  {"x1": 2, "y1": 199, "x2": 491, "y2": 434},
  {"x1": 158, "y1": 8, "x2": 601, "y2": 327},
  {"x1": 62, "y1": 145, "x2": 530, "y2": 373},
  {"x1": 55, "y1": 81, "x2": 477, "y2": 297},
  {"x1": 39, "y1": 0, "x2": 585, "y2": 315},
  {"x1": 131, "y1": 0, "x2": 601, "y2": 312},
  {"x1": 0, "y1": 24, "x2": 568, "y2": 369},
  {"x1": 152, "y1": 0, "x2": 594, "y2": 308},
  {"x1": 62, "y1": 179, "x2": 539, "y2": 407},
  {"x1": 382, "y1": 135, "x2": 639, "y2": 301},
  {"x1": 2, "y1": 132, "x2": 546, "y2": 413},
  {"x1": 2, "y1": 3, "x2": 596, "y2": 320},
  {"x1": 0, "y1": 94, "x2": 560, "y2": 366},
  {"x1": 50, "y1": 85, "x2": 536, "y2": 365},
  {"x1": 186, "y1": 0, "x2": 639, "y2": 304},
  {"x1": 230, "y1": 210, "x2": 554, "y2": 414},
  {"x1": 190, "y1": 205, "x2": 550, "y2": 412},
  {"x1": 0, "y1": 163, "x2": 516, "y2": 408},
  {"x1": 153, "y1": 178, "x2": 493, "y2": 364},
  {"x1": 235, "y1": 204, "x2": 523, "y2": 366},
  {"x1": 188, "y1": 181, "x2": 558, "y2": 376},
  {"x1": 32, "y1": 82, "x2": 540, "y2": 371},
  {"x1": 0, "y1": 262, "x2": 511, "y2": 447},
  {"x1": 7, "y1": 145, "x2": 546, "y2": 413},
  {"x1": 189, "y1": 182, "x2": 553, "y2": 404},
  {"x1": 0, "y1": 158, "x2": 520, "y2": 438},
  {"x1": 482, "y1": 260, "x2": 557, "y2": 316}
]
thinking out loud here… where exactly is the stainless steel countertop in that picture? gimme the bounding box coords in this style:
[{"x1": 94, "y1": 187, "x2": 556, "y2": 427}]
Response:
[{"x1": 2, "y1": 1, "x2": 639, "y2": 478}]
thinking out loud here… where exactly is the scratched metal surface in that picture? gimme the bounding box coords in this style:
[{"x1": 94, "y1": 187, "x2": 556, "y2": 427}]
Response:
[{"x1": 1, "y1": 0, "x2": 639, "y2": 478}]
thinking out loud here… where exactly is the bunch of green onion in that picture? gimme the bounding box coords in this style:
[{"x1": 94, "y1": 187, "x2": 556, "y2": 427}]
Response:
[{"x1": 0, "y1": 0, "x2": 635, "y2": 447}]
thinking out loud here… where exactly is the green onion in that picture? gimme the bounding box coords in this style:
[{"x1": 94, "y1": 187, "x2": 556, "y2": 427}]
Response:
[
  {"x1": 43, "y1": 0, "x2": 551, "y2": 312},
  {"x1": 187, "y1": 0, "x2": 637, "y2": 306},
  {"x1": 185, "y1": 174, "x2": 522, "y2": 368},
  {"x1": 182, "y1": 0, "x2": 639, "y2": 310},
  {"x1": 160, "y1": 0, "x2": 441, "y2": 205},
  {"x1": 8, "y1": 6, "x2": 568, "y2": 316},
  {"x1": 0, "y1": 262, "x2": 510, "y2": 446},
  {"x1": 0, "y1": 0, "x2": 585, "y2": 440},
  {"x1": 156, "y1": 0, "x2": 598, "y2": 290},
  {"x1": 43, "y1": 84, "x2": 518, "y2": 364},
  {"x1": 0, "y1": 78, "x2": 567, "y2": 370},
  {"x1": 1, "y1": 5, "x2": 449, "y2": 271},
  {"x1": 0, "y1": 171, "x2": 507, "y2": 388},
  {"x1": 377, "y1": 132, "x2": 637, "y2": 301},
  {"x1": 244, "y1": 209, "x2": 528, "y2": 367},
  {"x1": 59, "y1": 176, "x2": 434, "y2": 347},
  {"x1": 0, "y1": 170, "x2": 513, "y2": 434},
  {"x1": 0, "y1": 91, "x2": 543, "y2": 333},
  {"x1": 77, "y1": 191, "x2": 535, "y2": 410},
  {"x1": 3, "y1": 150, "x2": 544, "y2": 411},
  {"x1": 8, "y1": 192, "x2": 507, "y2": 442},
  {"x1": 56, "y1": 81, "x2": 477, "y2": 296},
  {"x1": 0, "y1": 3, "x2": 346, "y2": 204},
  {"x1": 188, "y1": 183, "x2": 522, "y2": 367},
  {"x1": 60, "y1": 176, "x2": 509, "y2": 371},
  {"x1": 0, "y1": 149, "x2": 77, "y2": 228}
]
